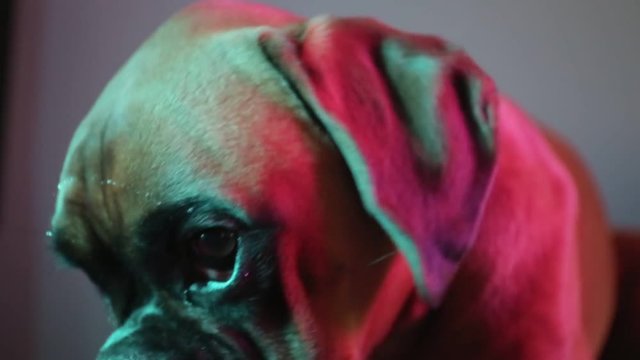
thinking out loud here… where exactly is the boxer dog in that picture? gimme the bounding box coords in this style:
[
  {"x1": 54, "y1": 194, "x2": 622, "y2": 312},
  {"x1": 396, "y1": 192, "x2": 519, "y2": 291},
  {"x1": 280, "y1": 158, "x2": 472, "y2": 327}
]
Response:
[{"x1": 49, "y1": 1, "x2": 623, "y2": 358}]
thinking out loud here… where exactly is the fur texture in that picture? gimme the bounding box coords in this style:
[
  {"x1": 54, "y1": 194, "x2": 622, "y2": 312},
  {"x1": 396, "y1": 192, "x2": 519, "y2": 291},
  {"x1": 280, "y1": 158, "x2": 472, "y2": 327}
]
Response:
[{"x1": 50, "y1": 1, "x2": 618, "y2": 358}]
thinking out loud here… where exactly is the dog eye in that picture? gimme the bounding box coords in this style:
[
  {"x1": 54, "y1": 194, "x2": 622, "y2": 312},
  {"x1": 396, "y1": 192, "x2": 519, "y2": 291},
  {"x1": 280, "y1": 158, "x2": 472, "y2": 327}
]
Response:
[{"x1": 190, "y1": 227, "x2": 238, "y2": 281}]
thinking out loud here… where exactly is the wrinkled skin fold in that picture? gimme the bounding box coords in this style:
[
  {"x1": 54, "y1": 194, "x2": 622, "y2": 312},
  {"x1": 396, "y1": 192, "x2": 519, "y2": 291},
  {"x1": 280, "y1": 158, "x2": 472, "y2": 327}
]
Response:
[{"x1": 50, "y1": 1, "x2": 617, "y2": 359}]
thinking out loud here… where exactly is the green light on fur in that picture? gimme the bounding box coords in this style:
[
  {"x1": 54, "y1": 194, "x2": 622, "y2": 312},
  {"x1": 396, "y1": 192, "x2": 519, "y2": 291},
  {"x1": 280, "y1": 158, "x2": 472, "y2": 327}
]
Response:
[{"x1": 381, "y1": 39, "x2": 446, "y2": 169}]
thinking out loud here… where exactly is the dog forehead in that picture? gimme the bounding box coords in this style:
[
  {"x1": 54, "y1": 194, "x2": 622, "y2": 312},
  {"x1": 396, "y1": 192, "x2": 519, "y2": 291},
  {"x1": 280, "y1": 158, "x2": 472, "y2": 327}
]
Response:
[{"x1": 53, "y1": 25, "x2": 323, "y2": 244}]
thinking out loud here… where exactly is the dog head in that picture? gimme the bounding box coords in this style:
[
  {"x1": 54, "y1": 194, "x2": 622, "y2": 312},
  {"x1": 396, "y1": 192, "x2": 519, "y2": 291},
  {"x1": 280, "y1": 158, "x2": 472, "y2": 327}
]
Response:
[{"x1": 50, "y1": 1, "x2": 498, "y2": 358}]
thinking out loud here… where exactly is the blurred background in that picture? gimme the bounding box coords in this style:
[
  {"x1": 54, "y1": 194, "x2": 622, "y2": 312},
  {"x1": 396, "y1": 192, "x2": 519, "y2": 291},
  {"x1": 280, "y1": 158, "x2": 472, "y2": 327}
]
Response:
[{"x1": 0, "y1": 0, "x2": 638, "y2": 358}]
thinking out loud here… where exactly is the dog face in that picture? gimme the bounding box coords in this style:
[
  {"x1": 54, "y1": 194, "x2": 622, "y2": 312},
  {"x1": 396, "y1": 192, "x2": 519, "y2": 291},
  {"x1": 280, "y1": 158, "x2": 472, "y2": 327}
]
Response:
[{"x1": 50, "y1": 1, "x2": 497, "y2": 358}]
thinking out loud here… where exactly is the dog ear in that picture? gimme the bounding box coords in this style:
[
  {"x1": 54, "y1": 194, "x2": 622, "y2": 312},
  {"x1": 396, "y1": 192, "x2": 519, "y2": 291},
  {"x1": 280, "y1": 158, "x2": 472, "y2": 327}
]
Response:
[{"x1": 261, "y1": 18, "x2": 498, "y2": 306}]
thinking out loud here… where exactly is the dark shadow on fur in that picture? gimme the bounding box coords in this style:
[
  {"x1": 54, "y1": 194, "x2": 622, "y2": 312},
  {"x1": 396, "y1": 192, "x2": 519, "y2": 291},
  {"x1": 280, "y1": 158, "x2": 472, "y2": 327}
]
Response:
[{"x1": 600, "y1": 230, "x2": 640, "y2": 359}]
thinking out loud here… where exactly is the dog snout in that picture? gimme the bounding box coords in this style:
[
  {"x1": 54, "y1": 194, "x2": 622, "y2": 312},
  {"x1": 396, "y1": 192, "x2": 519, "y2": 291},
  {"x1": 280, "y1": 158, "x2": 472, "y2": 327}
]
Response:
[
  {"x1": 97, "y1": 309, "x2": 245, "y2": 360},
  {"x1": 98, "y1": 328, "x2": 241, "y2": 360}
]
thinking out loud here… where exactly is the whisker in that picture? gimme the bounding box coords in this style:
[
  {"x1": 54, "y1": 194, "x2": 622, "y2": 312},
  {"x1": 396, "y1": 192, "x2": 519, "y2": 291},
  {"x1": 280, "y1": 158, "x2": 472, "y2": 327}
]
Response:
[{"x1": 368, "y1": 250, "x2": 397, "y2": 266}]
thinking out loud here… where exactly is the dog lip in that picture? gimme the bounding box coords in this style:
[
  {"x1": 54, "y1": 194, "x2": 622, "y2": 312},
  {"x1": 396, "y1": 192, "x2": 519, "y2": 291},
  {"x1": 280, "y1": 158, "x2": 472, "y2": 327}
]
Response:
[{"x1": 219, "y1": 327, "x2": 265, "y2": 360}]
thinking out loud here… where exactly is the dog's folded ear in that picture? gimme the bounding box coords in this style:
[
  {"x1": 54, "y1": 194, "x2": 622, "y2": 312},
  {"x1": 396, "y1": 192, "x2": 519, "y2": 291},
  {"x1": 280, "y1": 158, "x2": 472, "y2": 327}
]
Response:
[{"x1": 261, "y1": 17, "x2": 498, "y2": 306}]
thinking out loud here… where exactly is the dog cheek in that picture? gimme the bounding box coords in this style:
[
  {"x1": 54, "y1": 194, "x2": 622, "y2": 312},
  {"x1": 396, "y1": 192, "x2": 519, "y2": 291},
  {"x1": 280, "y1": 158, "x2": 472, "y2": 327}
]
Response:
[{"x1": 248, "y1": 163, "x2": 327, "y2": 352}]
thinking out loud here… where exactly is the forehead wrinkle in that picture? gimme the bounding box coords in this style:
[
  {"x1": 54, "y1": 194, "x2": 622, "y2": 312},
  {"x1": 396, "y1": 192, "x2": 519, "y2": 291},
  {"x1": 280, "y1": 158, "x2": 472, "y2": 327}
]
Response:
[
  {"x1": 53, "y1": 113, "x2": 131, "y2": 259},
  {"x1": 97, "y1": 119, "x2": 126, "y2": 238},
  {"x1": 55, "y1": 133, "x2": 107, "y2": 242},
  {"x1": 50, "y1": 195, "x2": 117, "y2": 277},
  {"x1": 50, "y1": 203, "x2": 91, "y2": 268}
]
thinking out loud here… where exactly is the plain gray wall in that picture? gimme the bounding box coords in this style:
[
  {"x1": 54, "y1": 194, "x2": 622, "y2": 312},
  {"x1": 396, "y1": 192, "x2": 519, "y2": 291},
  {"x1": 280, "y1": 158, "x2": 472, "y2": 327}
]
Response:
[{"x1": 1, "y1": 0, "x2": 638, "y2": 359}]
